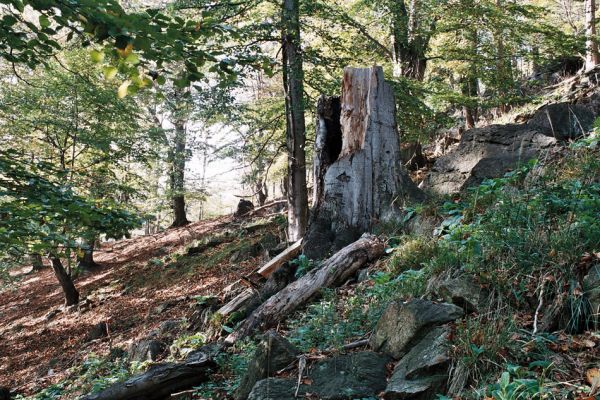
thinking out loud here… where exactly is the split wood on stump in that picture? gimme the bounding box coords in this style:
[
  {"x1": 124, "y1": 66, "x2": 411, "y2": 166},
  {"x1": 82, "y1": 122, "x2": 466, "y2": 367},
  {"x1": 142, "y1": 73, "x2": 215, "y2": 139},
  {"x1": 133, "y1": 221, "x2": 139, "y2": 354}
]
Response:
[{"x1": 304, "y1": 66, "x2": 424, "y2": 260}]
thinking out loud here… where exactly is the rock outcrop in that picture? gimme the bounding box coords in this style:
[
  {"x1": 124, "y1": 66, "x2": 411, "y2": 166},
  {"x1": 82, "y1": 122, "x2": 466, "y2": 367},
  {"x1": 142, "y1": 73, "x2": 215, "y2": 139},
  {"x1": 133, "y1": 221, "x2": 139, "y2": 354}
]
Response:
[
  {"x1": 425, "y1": 102, "x2": 597, "y2": 195},
  {"x1": 235, "y1": 332, "x2": 299, "y2": 400},
  {"x1": 370, "y1": 299, "x2": 463, "y2": 359}
]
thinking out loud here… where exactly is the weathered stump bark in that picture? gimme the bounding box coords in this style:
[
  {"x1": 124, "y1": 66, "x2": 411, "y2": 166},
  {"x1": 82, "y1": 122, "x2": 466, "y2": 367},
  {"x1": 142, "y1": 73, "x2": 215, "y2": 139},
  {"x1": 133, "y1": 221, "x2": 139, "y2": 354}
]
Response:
[
  {"x1": 81, "y1": 352, "x2": 215, "y2": 400},
  {"x1": 226, "y1": 234, "x2": 385, "y2": 343},
  {"x1": 304, "y1": 66, "x2": 424, "y2": 259}
]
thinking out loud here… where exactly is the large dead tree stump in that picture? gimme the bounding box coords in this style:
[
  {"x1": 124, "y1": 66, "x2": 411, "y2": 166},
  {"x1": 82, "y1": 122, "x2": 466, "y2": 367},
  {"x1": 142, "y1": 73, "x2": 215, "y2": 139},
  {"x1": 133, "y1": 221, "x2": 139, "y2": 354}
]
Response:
[{"x1": 304, "y1": 66, "x2": 424, "y2": 259}]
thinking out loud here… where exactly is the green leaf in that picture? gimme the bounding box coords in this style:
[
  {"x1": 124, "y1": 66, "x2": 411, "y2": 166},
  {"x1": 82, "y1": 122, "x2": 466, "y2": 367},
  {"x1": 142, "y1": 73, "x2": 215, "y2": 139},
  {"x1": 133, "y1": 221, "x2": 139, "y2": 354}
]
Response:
[
  {"x1": 125, "y1": 53, "x2": 140, "y2": 65},
  {"x1": 39, "y1": 15, "x2": 50, "y2": 29},
  {"x1": 102, "y1": 66, "x2": 118, "y2": 81},
  {"x1": 156, "y1": 75, "x2": 166, "y2": 85},
  {"x1": 90, "y1": 50, "x2": 104, "y2": 63}
]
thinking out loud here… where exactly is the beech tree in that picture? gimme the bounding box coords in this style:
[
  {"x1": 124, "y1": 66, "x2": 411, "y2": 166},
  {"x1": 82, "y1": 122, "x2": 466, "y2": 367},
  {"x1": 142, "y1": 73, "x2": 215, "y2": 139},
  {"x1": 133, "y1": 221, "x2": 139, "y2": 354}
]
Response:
[
  {"x1": 585, "y1": 0, "x2": 599, "y2": 70},
  {"x1": 282, "y1": 0, "x2": 308, "y2": 242}
]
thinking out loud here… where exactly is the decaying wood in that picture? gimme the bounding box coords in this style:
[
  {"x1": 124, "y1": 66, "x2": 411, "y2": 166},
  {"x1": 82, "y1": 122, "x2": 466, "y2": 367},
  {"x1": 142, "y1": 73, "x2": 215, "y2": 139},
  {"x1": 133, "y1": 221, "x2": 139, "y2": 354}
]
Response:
[
  {"x1": 304, "y1": 66, "x2": 424, "y2": 259},
  {"x1": 217, "y1": 288, "x2": 257, "y2": 317},
  {"x1": 257, "y1": 239, "x2": 303, "y2": 278},
  {"x1": 82, "y1": 352, "x2": 215, "y2": 400},
  {"x1": 225, "y1": 234, "x2": 385, "y2": 343}
]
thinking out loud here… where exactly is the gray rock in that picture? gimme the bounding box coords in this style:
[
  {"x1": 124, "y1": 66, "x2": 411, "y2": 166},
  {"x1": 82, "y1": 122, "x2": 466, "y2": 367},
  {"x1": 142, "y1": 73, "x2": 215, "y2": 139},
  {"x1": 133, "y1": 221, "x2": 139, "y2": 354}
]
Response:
[
  {"x1": 438, "y1": 275, "x2": 486, "y2": 312},
  {"x1": 235, "y1": 331, "x2": 299, "y2": 400},
  {"x1": 370, "y1": 299, "x2": 463, "y2": 359},
  {"x1": 86, "y1": 322, "x2": 108, "y2": 341},
  {"x1": 308, "y1": 351, "x2": 389, "y2": 399},
  {"x1": 158, "y1": 319, "x2": 184, "y2": 335},
  {"x1": 384, "y1": 375, "x2": 447, "y2": 400},
  {"x1": 584, "y1": 264, "x2": 600, "y2": 327},
  {"x1": 425, "y1": 124, "x2": 556, "y2": 195},
  {"x1": 528, "y1": 103, "x2": 595, "y2": 140},
  {"x1": 384, "y1": 327, "x2": 451, "y2": 400},
  {"x1": 248, "y1": 378, "x2": 297, "y2": 400},
  {"x1": 128, "y1": 339, "x2": 165, "y2": 363},
  {"x1": 248, "y1": 351, "x2": 389, "y2": 400},
  {"x1": 234, "y1": 199, "x2": 254, "y2": 218}
]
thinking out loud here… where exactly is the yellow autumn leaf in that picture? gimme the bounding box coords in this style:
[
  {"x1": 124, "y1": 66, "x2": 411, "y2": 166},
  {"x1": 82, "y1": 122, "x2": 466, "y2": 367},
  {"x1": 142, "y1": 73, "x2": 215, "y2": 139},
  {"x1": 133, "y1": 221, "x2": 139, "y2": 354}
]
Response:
[{"x1": 117, "y1": 80, "x2": 131, "y2": 99}]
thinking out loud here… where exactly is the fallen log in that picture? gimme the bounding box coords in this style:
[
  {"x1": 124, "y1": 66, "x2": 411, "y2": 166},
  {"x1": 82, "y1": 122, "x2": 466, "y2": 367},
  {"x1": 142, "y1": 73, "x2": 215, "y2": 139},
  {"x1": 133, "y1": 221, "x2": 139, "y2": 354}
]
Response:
[
  {"x1": 225, "y1": 234, "x2": 385, "y2": 343},
  {"x1": 257, "y1": 239, "x2": 302, "y2": 278},
  {"x1": 81, "y1": 351, "x2": 215, "y2": 400}
]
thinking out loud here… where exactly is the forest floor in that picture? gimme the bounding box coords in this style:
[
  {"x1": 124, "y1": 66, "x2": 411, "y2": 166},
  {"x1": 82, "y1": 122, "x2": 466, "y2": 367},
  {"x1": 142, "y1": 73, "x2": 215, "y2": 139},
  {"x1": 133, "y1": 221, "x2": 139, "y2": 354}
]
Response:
[{"x1": 0, "y1": 214, "x2": 279, "y2": 394}]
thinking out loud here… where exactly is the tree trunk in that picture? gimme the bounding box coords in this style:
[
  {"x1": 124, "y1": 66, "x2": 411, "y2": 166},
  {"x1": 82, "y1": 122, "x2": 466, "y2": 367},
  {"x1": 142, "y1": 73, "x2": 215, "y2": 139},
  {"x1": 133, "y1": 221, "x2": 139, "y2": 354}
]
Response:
[
  {"x1": 50, "y1": 256, "x2": 79, "y2": 306},
  {"x1": 170, "y1": 121, "x2": 190, "y2": 228},
  {"x1": 462, "y1": 28, "x2": 479, "y2": 130},
  {"x1": 586, "y1": 0, "x2": 599, "y2": 71},
  {"x1": 304, "y1": 66, "x2": 424, "y2": 260},
  {"x1": 31, "y1": 253, "x2": 45, "y2": 271},
  {"x1": 226, "y1": 234, "x2": 385, "y2": 343},
  {"x1": 81, "y1": 352, "x2": 216, "y2": 400},
  {"x1": 77, "y1": 241, "x2": 99, "y2": 270},
  {"x1": 282, "y1": 0, "x2": 308, "y2": 242},
  {"x1": 391, "y1": 0, "x2": 428, "y2": 80}
]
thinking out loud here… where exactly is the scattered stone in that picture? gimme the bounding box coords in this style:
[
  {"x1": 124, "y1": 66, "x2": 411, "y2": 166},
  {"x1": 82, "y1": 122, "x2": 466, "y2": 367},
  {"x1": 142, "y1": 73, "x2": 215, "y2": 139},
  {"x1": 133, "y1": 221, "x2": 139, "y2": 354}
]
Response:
[
  {"x1": 44, "y1": 308, "x2": 61, "y2": 322},
  {"x1": 235, "y1": 331, "x2": 299, "y2": 400},
  {"x1": 128, "y1": 339, "x2": 165, "y2": 363},
  {"x1": 528, "y1": 103, "x2": 595, "y2": 140},
  {"x1": 370, "y1": 299, "x2": 463, "y2": 359},
  {"x1": 158, "y1": 319, "x2": 184, "y2": 336},
  {"x1": 248, "y1": 351, "x2": 389, "y2": 400},
  {"x1": 86, "y1": 322, "x2": 108, "y2": 341},
  {"x1": 151, "y1": 299, "x2": 179, "y2": 316},
  {"x1": 234, "y1": 199, "x2": 254, "y2": 218},
  {"x1": 248, "y1": 378, "x2": 297, "y2": 400},
  {"x1": 437, "y1": 275, "x2": 486, "y2": 313},
  {"x1": 384, "y1": 326, "x2": 451, "y2": 400},
  {"x1": 230, "y1": 243, "x2": 263, "y2": 264},
  {"x1": 584, "y1": 264, "x2": 600, "y2": 327},
  {"x1": 307, "y1": 351, "x2": 389, "y2": 399}
]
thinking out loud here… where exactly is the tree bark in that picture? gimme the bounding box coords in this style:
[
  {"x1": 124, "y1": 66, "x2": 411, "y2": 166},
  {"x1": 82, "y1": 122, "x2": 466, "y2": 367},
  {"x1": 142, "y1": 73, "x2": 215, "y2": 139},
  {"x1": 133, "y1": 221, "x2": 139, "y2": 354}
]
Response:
[
  {"x1": 282, "y1": 0, "x2": 308, "y2": 242},
  {"x1": 77, "y1": 241, "x2": 99, "y2": 270},
  {"x1": 50, "y1": 256, "x2": 79, "y2": 306},
  {"x1": 391, "y1": 0, "x2": 428, "y2": 80},
  {"x1": 225, "y1": 234, "x2": 385, "y2": 343},
  {"x1": 170, "y1": 120, "x2": 190, "y2": 228},
  {"x1": 586, "y1": 0, "x2": 599, "y2": 71},
  {"x1": 81, "y1": 352, "x2": 216, "y2": 400},
  {"x1": 31, "y1": 253, "x2": 45, "y2": 271},
  {"x1": 304, "y1": 66, "x2": 424, "y2": 259}
]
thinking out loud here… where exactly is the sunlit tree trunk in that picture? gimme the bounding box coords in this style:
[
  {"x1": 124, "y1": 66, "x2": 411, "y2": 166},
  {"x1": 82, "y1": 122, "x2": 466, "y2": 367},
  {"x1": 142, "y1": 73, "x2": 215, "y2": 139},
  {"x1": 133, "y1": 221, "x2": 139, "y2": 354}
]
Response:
[
  {"x1": 170, "y1": 120, "x2": 190, "y2": 228},
  {"x1": 50, "y1": 256, "x2": 79, "y2": 306},
  {"x1": 585, "y1": 0, "x2": 599, "y2": 71},
  {"x1": 282, "y1": 0, "x2": 308, "y2": 242}
]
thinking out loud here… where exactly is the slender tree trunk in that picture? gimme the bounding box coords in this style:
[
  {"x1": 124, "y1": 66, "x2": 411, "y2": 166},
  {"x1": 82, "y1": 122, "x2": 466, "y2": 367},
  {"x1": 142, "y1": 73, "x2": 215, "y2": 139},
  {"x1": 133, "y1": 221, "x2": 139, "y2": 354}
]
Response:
[
  {"x1": 50, "y1": 256, "x2": 79, "y2": 306},
  {"x1": 77, "y1": 240, "x2": 99, "y2": 270},
  {"x1": 31, "y1": 253, "x2": 45, "y2": 271},
  {"x1": 282, "y1": 0, "x2": 308, "y2": 242},
  {"x1": 494, "y1": 0, "x2": 512, "y2": 113},
  {"x1": 463, "y1": 28, "x2": 479, "y2": 130},
  {"x1": 170, "y1": 121, "x2": 190, "y2": 228},
  {"x1": 585, "y1": 0, "x2": 599, "y2": 71}
]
